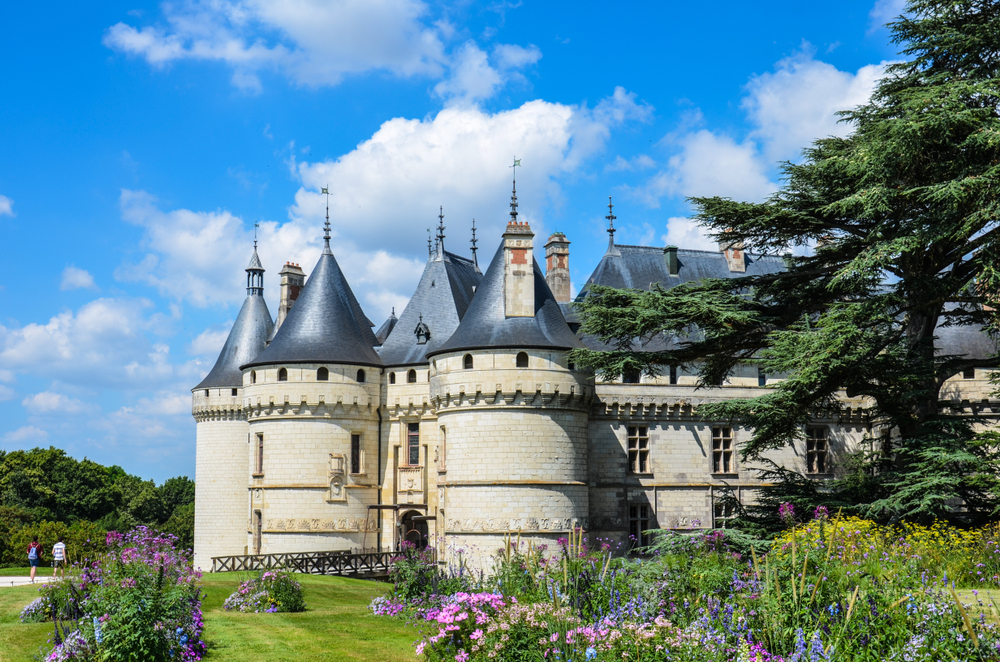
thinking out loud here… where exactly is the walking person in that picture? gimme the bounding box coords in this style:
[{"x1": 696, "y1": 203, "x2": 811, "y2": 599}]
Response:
[
  {"x1": 52, "y1": 536, "x2": 69, "y2": 580},
  {"x1": 26, "y1": 535, "x2": 43, "y2": 584}
]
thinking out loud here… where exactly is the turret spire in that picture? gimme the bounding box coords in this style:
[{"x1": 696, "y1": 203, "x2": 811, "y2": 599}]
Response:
[
  {"x1": 245, "y1": 235, "x2": 265, "y2": 297},
  {"x1": 604, "y1": 195, "x2": 621, "y2": 257},
  {"x1": 322, "y1": 185, "x2": 332, "y2": 255},
  {"x1": 427, "y1": 228, "x2": 433, "y2": 259}
]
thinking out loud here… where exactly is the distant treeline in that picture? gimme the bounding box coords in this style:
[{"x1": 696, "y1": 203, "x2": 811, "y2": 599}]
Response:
[{"x1": 0, "y1": 447, "x2": 194, "y2": 567}]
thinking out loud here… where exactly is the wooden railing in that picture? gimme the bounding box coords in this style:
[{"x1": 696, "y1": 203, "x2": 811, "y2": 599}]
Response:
[{"x1": 210, "y1": 549, "x2": 423, "y2": 576}]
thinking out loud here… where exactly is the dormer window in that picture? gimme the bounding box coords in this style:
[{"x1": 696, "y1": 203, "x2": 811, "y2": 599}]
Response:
[
  {"x1": 414, "y1": 315, "x2": 431, "y2": 345},
  {"x1": 317, "y1": 367, "x2": 329, "y2": 381},
  {"x1": 278, "y1": 368, "x2": 288, "y2": 382}
]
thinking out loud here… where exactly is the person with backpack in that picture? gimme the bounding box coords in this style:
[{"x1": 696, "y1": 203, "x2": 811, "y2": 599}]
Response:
[
  {"x1": 52, "y1": 536, "x2": 68, "y2": 579},
  {"x1": 26, "y1": 535, "x2": 43, "y2": 583}
]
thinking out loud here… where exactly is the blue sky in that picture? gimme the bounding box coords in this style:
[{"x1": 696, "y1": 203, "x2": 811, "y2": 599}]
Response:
[{"x1": 0, "y1": 0, "x2": 905, "y2": 481}]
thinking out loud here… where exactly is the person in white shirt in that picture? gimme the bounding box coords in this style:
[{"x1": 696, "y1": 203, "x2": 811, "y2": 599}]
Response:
[{"x1": 52, "y1": 536, "x2": 68, "y2": 579}]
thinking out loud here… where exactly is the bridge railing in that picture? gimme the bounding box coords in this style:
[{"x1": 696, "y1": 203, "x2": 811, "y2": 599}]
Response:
[{"x1": 210, "y1": 549, "x2": 430, "y2": 576}]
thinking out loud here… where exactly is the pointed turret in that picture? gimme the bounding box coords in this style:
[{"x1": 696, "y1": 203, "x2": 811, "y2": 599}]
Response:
[
  {"x1": 243, "y1": 216, "x2": 380, "y2": 369},
  {"x1": 194, "y1": 248, "x2": 274, "y2": 389},
  {"x1": 375, "y1": 308, "x2": 399, "y2": 346}
]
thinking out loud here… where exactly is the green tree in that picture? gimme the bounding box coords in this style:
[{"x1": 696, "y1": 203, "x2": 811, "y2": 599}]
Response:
[{"x1": 572, "y1": 0, "x2": 1000, "y2": 526}]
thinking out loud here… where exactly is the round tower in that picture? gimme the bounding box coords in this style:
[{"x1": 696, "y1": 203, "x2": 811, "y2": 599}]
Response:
[
  {"x1": 428, "y1": 214, "x2": 592, "y2": 570},
  {"x1": 240, "y1": 214, "x2": 383, "y2": 555},
  {"x1": 192, "y1": 246, "x2": 274, "y2": 570}
]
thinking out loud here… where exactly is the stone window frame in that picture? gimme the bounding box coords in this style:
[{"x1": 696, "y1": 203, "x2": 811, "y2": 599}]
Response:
[
  {"x1": 516, "y1": 351, "x2": 529, "y2": 368},
  {"x1": 389, "y1": 372, "x2": 396, "y2": 384},
  {"x1": 464, "y1": 353, "x2": 474, "y2": 369},
  {"x1": 317, "y1": 367, "x2": 329, "y2": 381},
  {"x1": 437, "y1": 425, "x2": 447, "y2": 473},
  {"x1": 406, "y1": 422, "x2": 421, "y2": 467},
  {"x1": 806, "y1": 426, "x2": 830, "y2": 475},
  {"x1": 277, "y1": 367, "x2": 288, "y2": 382},
  {"x1": 350, "y1": 432, "x2": 365, "y2": 476},
  {"x1": 628, "y1": 502, "x2": 653, "y2": 549},
  {"x1": 252, "y1": 510, "x2": 263, "y2": 554},
  {"x1": 711, "y1": 426, "x2": 737, "y2": 476},
  {"x1": 253, "y1": 433, "x2": 265, "y2": 477},
  {"x1": 407, "y1": 369, "x2": 417, "y2": 384},
  {"x1": 626, "y1": 425, "x2": 651, "y2": 475}
]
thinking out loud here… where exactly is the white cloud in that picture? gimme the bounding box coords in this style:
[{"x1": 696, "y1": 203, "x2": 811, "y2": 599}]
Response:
[
  {"x1": 606, "y1": 154, "x2": 656, "y2": 172},
  {"x1": 103, "y1": 0, "x2": 447, "y2": 90},
  {"x1": 3, "y1": 426, "x2": 48, "y2": 443},
  {"x1": 661, "y1": 217, "x2": 718, "y2": 252},
  {"x1": 743, "y1": 46, "x2": 888, "y2": 162},
  {"x1": 633, "y1": 49, "x2": 887, "y2": 211},
  {"x1": 292, "y1": 88, "x2": 650, "y2": 256},
  {"x1": 0, "y1": 297, "x2": 198, "y2": 390},
  {"x1": 60, "y1": 266, "x2": 98, "y2": 291},
  {"x1": 189, "y1": 326, "x2": 231, "y2": 357},
  {"x1": 22, "y1": 391, "x2": 94, "y2": 415},
  {"x1": 0, "y1": 194, "x2": 13, "y2": 217},
  {"x1": 0, "y1": 385, "x2": 13, "y2": 402}
]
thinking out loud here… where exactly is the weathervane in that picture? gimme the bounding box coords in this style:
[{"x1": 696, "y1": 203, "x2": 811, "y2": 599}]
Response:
[
  {"x1": 509, "y1": 157, "x2": 521, "y2": 223},
  {"x1": 606, "y1": 196, "x2": 616, "y2": 240},
  {"x1": 321, "y1": 185, "x2": 331, "y2": 251},
  {"x1": 253, "y1": 221, "x2": 260, "y2": 250}
]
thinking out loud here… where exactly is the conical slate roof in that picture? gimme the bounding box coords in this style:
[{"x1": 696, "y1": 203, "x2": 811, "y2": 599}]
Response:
[
  {"x1": 243, "y1": 250, "x2": 381, "y2": 368},
  {"x1": 375, "y1": 310, "x2": 398, "y2": 346},
  {"x1": 195, "y1": 294, "x2": 274, "y2": 390},
  {"x1": 379, "y1": 250, "x2": 482, "y2": 366},
  {"x1": 429, "y1": 242, "x2": 582, "y2": 356}
]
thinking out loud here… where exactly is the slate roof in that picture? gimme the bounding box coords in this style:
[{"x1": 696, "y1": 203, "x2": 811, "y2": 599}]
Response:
[
  {"x1": 378, "y1": 250, "x2": 483, "y2": 366},
  {"x1": 243, "y1": 248, "x2": 382, "y2": 368},
  {"x1": 429, "y1": 242, "x2": 583, "y2": 356},
  {"x1": 577, "y1": 244, "x2": 786, "y2": 299},
  {"x1": 375, "y1": 310, "x2": 398, "y2": 346},
  {"x1": 195, "y1": 293, "x2": 274, "y2": 390},
  {"x1": 247, "y1": 249, "x2": 263, "y2": 271}
]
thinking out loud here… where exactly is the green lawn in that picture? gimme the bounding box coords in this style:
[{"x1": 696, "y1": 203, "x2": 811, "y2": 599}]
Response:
[{"x1": 0, "y1": 572, "x2": 422, "y2": 662}]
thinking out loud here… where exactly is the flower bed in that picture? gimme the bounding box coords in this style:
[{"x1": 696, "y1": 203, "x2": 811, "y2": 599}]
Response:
[
  {"x1": 35, "y1": 526, "x2": 205, "y2": 662},
  {"x1": 222, "y1": 570, "x2": 305, "y2": 613},
  {"x1": 372, "y1": 518, "x2": 1000, "y2": 661},
  {"x1": 19, "y1": 596, "x2": 50, "y2": 623}
]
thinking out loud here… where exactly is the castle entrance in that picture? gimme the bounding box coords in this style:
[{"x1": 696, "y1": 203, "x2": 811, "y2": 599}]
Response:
[{"x1": 399, "y1": 510, "x2": 428, "y2": 549}]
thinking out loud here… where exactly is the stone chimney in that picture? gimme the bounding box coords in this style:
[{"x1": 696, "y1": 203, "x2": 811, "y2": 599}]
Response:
[
  {"x1": 719, "y1": 239, "x2": 746, "y2": 273},
  {"x1": 277, "y1": 262, "x2": 306, "y2": 329},
  {"x1": 503, "y1": 221, "x2": 535, "y2": 317},
  {"x1": 544, "y1": 232, "x2": 571, "y2": 303}
]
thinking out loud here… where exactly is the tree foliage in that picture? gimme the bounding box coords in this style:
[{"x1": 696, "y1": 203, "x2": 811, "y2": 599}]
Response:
[
  {"x1": 0, "y1": 447, "x2": 195, "y2": 566},
  {"x1": 571, "y1": 0, "x2": 1000, "y2": 526}
]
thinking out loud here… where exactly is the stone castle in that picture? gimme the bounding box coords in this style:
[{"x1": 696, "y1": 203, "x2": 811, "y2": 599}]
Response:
[{"x1": 190, "y1": 187, "x2": 997, "y2": 571}]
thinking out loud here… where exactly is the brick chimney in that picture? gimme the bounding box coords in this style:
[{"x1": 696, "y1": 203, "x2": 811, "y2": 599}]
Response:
[
  {"x1": 503, "y1": 221, "x2": 535, "y2": 317},
  {"x1": 544, "y1": 232, "x2": 571, "y2": 303},
  {"x1": 277, "y1": 262, "x2": 306, "y2": 329},
  {"x1": 719, "y1": 239, "x2": 745, "y2": 273}
]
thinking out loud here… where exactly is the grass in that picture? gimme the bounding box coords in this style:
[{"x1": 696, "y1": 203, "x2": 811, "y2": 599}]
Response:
[{"x1": 0, "y1": 572, "x2": 422, "y2": 662}]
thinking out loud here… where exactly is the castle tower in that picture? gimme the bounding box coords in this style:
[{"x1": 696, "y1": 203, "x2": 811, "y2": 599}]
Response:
[
  {"x1": 377, "y1": 207, "x2": 482, "y2": 552},
  {"x1": 428, "y1": 214, "x2": 592, "y2": 569},
  {"x1": 191, "y1": 246, "x2": 274, "y2": 570},
  {"x1": 544, "y1": 232, "x2": 571, "y2": 303},
  {"x1": 240, "y1": 217, "x2": 383, "y2": 555}
]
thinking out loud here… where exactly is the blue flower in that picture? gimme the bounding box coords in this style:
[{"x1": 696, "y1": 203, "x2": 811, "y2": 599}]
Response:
[{"x1": 585, "y1": 647, "x2": 597, "y2": 660}]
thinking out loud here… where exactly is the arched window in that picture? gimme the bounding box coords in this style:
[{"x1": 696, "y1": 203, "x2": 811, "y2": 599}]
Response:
[
  {"x1": 278, "y1": 367, "x2": 288, "y2": 382},
  {"x1": 407, "y1": 369, "x2": 417, "y2": 384},
  {"x1": 464, "y1": 354, "x2": 474, "y2": 369},
  {"x1": 250, "y1": 370, "x2": 256, "y2": 384},
  {"x1": 516, "y1": 352, "x2": 529, "y2": 368},
  {"x1": 357, "y1": 369, "x2": 366, "y2": 383},
  {"x1": 317, "y1": 367, "x2": 329, "y2": 381},
  {"x1": 389, "y1": 372, "x2": 396, "y2": 384}
]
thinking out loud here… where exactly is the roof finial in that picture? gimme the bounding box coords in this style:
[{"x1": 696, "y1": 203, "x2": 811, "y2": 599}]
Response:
[
  {"x1": 427, "y1": 228, "x2": 433, "y2": 259},
  {"x1": 509, "y1": 157, "x2": 521, "y2": 223},
  {"x1": 254, "y1": 221, "x2": 259, "y2": 251},
  {"x1": 604, "y1": 195, "x2": 621, "y2": 257},
  {"x1": 321, "y1": 185, "x2": 332, "y2": 255},
  {"x1": 470, "y1": 218, "x2": 479, "y2": 269},
  {"x1": 436, "y1": 205, "x2": 446, "y2": 259}
]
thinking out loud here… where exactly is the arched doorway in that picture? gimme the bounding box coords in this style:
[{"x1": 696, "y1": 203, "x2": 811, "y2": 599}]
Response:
[{"x1": 399, "y1": 510, "x2": 429, "y2": 549}]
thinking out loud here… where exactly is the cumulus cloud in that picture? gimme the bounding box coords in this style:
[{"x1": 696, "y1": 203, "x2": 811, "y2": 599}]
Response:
[
  {"x1": 0, "y1": 297, "x2": 198, "y2": 390},
  {"x1": 22, "y1": 391, "x2": 95, "y2": 415},
  {"x1": 60, "y1": 266, "x2": 98, "y2": 291},
  {"x1": 0, "y1": 194, "x2": 13, "y2": 217},
  {"x1": 632, "y1": 48, "x2": 887, "y2": 211},
  {"x1": 3, "y1": 426, "x2": 48, "y2": 443},
  {"x1": 0, "y1": 385, "x2": 13, "y2": 402},
  {"x1": 661, "y1": 217, "x2": 718, "y2": 252},
  {"x1": 743, "y1": 46, "x2": 888, "y2": 162},
  {"x1": 103, "y1": 0, "x2": 447, "y2": 91},
  {"x1": 292, "y1": 88, "x2": 650, "y2": 255},
  {"x1": 189, "y1": 327, "x2": 231, "y2": 357}
]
